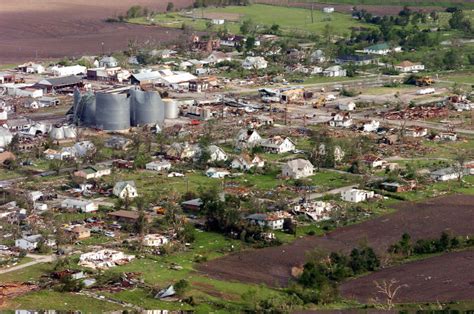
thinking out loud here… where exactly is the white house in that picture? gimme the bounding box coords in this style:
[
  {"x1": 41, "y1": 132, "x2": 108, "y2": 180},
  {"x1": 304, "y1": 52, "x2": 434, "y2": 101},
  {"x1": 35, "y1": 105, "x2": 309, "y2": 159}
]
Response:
[
  {"x1": 341, "y1": 189, "x2": 375, "y2": 203},
  {"x1": 363, "y1": 43, "x2": 399, "y2": 55},
  {"x1": 260, "y1": 136, "x2": 295, "y2": 154},
  {"x1": 362, "y1": 155, "x2": 387, "y2": 169},
  {"x1": 212, "y1": 19, "x2": 225, "y2": 25},
  {"x1": 205, "y1": 51, "x2": 232, "y2": 64},
  {"x1": 61, "y1": 199, "x2": 98, "y2": 213},
  {"x1": 79, "y1": 249, "x2": 135, "y2": 269},
  {"x1": 74, "y1": 165, "x2": 111, "y2": 180},
  {"x1": 363, "y1": 120, "x2": 380, "y2": 132},
  {"x1": 394, "y1": 61, "x2": 425, "y2": 73},
  {"x1": 206, "y1": 167, "x2": 230, "y2": 179},
  {"x1": 430, "y1": 167, "x2": 461, "y2": 182},
  {"x1": 323, "y1": 7, "x2": 335, "y2": 13},
  {"x1": 99, "y1": 56, "x2": 118, "y2": 68},
  {"x1": 294, "y1": 201, "x2": 334, "y2": 221},
  {"x1": 51, "y1": 65, "x2": 87, "y2": 77},
  {"x1": 242, "y1": 56, "x2": 268, "y2": 70},
  {"x1": 143, "y1": 234, "x2": 170, "y2": 247},
  {"x1": 235, "y1": 129, "x2": 262, "y2": 148},
  {"x1": 338, "y1": 102, "x2": 356, "y2": 111},
  {"x1": 323, "y1": 65, "x2": 346, "y2": 77},
  {"x1": 246, "y1": 213, "x2": 285, "y2": 230},
  {"x1": 208, "y1": 145, "x2": 228, "y2": 162},
  {"x1": 113, "y1": 181, "x2": 138, "y2": 199},
  {"x1": 146, "y1": 161, "x2": 172, "y2": 172},
  {"x1": 438, "y1": 132, "x2": 457, "y2": 141},
  {"x1": 282, "y1": 159, "x2": 314, "y2": 179},
  {"x1": 329, "y1": 113, "x2": 353, "y2": 128},
  {"x1": 15, "y1": 234, "x2": 43, "y2": 251},
  {"x1": 43, "y1": 148, "x2": 72, "y2": 160},
  {"x1": 404, "y1": 127, "x2": 428, "y2": 138},
  {"x1": 231, "y1": 154, "x2": 265, "y2": 171}
]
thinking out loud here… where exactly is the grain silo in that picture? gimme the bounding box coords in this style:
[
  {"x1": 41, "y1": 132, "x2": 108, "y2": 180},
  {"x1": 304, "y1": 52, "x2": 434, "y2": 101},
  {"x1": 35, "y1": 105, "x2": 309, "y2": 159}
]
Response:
[
  {"x1": 95, "y1": 93, "x2": 130, "y2": 131},
  {"x1": 49, "y1": 126, "x2": 65, "y2": 140},
  {"x1": 130, "y1": 89, "x2": 165, "y2": 126},
  {"x1": 78, "y1": 92, "x2": 96, "y2": 127},
  {"x1": 163, "y1": 98, "x2": 179, "y2": 119}
]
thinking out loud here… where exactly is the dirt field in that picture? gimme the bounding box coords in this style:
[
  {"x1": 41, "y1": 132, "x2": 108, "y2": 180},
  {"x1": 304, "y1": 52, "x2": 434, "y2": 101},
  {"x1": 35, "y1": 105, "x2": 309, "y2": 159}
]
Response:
[
  {"x1": 0, "y1": 0, "x2": 194, "y2": 64},
  {"x1": 197, "y1": 195, "x2": 474, "y2": 287},
  {"x1": 340, "y1": 249, "x2": 474, "y2": 303}
]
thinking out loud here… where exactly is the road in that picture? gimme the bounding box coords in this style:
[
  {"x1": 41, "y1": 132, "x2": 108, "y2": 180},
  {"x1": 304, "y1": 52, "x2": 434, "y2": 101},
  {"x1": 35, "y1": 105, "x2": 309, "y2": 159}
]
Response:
[{"x1": 0, "y1": 254, "x2": 55, "y2": 275}]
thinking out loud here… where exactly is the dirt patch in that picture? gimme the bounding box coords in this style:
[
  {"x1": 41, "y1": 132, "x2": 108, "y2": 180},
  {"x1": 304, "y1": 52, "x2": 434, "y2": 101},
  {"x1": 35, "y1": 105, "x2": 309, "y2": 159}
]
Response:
[
  {"x1": 199, "y1": 12, "x2": 243, "y2": 21},
  {"x1": 0, "y1": 283, "x2": 39, "y2": 306},
  {"x1": 192, "y1": 281, "x2": 240, "y2": 301},
  {"x1": 340, "y1": 249, "x2": 474, "y2": 303},
  {"x1": 197, "y1": 194, "x2": 474, "y2": 287},
  {"x1": 255, "y1": 0, "x2": 457, "y2": 15},
  {"x1": 0, "y1": 0, "x2": 194, "y2": 64}
]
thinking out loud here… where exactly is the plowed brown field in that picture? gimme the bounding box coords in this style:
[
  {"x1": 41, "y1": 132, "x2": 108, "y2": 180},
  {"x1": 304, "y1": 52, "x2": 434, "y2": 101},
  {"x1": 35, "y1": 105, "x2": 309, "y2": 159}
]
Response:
[
  {"x1": 0, "y1": 0, "x2": 194, "y2": 63},
  {"x1": 198, "y1": 195, "x2": 474, "y2": 287}
]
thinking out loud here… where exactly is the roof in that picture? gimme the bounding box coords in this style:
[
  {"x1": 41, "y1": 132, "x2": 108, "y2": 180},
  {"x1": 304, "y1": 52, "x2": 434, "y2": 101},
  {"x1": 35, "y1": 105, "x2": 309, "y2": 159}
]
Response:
[
  {"x1": 337, "y1": 54, "x2": 375, "y2": 62},
  {"x1": 431, "y1": 167, "x2": 457, "y2": 176},
  {"x1": 37, "y1": 75, "x2": 82, "y2": 87},
  {"x1": 366, "y1": 42, "x2": 390, "y2": 51},
  {"x1": 114, "y1": 180, "x2": 136, "y2": 191},
  {"x1": 108, "y1": 210, "x2": 140, "y2": 220},
  {"x1": 131, "y1": 71, "x2": 161, "y2": 82},
  {"x1": 181, "y1": 198, "x2": 203, "y2": 207},
  {"x1": 285, "y1": 159, "x2": 313, "y2": 170}
]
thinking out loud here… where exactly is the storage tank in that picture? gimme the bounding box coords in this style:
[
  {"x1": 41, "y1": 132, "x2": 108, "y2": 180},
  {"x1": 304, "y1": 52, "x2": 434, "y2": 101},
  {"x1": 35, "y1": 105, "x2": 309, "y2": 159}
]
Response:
[
  {"x1": 95, "y1": 93, "x2": 130, "y2": 131},
  {"x1": 163, "y1": 99, "x2": 179, "y2": 119},
  {"x1": 49, "y1": 126, "x2": 65, "y2": 140},
  {"x1": 63, "y1": 125, "x2": 77, "y2": 139},
  {"x1": 78, "y1": 93, "x2": 96, "y2": 127},
  {"x1": 130, "y1": 89, "x2": 165, "y2": 126}
]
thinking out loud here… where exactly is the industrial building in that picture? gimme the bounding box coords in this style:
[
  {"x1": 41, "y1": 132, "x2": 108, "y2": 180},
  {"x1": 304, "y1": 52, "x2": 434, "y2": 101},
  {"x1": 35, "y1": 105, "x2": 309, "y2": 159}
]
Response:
[{"x1": 72, "y1": 88, "x2": 166, "y2": 131}]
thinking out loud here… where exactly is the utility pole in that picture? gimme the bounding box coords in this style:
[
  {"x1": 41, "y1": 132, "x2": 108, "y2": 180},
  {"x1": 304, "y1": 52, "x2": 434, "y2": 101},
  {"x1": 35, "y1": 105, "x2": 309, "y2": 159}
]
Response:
[{"x1": 311, "y1": 4, "x2": 314, "y2": 23}]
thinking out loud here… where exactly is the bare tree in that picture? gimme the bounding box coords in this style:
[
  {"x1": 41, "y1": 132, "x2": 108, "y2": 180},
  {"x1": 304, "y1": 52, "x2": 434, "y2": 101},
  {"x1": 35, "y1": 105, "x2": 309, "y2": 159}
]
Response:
[{"x1": 372, "y1": 279, "x2": 407, "y2": 310}]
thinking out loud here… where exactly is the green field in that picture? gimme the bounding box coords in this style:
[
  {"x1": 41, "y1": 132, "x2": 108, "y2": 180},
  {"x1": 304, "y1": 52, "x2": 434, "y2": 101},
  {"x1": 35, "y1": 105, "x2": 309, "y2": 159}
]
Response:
[
  {"x1": 129, "y1": 4, "x2": 372, "y2": 36},
  {"x1": 285, "y1": 0, "x2": 474, "y2": 9}
]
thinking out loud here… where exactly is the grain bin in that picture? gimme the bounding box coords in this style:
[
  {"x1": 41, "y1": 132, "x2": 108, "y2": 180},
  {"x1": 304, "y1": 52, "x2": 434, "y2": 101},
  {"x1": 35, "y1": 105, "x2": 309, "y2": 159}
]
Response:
[
  {"x1": 78, "y1": 93, "x2": 96, "y2": 127},
  {"x1": 130, "y1": 89, "x2": 165, "y2": 126},
  {"x1": 95, "y1": 93, "x2": 130, "y2": 131},
  {"x1": 163, "y1": 98, "x2": 179, "y2": 119}
]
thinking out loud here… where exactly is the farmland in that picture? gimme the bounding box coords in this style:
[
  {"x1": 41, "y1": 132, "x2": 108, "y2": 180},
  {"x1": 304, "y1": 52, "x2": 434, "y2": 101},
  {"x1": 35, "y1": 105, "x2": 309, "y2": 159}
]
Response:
[
  {"x1": 197, "y1": 194, "x2": 474, "y2": 287},
  {"x1": 340, "y1": 249, "x2": 474, "y2": 303},
  {"x1": 0, "y1": 0, "x2": 193, "y2": 63},
  {"x1": 129, "y1": 4, "x2": 373, "y2": 36}
]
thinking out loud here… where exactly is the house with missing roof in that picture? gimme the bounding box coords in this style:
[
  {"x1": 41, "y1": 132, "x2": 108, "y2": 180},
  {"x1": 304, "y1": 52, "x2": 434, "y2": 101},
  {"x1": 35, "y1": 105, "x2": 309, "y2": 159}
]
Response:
[{"x1": 113, "y1": 181, "x2": 138, "y2": 199}]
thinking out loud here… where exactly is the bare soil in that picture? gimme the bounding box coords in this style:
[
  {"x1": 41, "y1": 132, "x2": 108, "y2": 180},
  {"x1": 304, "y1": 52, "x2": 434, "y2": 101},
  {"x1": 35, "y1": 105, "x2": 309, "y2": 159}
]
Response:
[
  {"x1": 340, "y1": 249, "x2": 474, "y2": 303},
  {"x1": 197, "y1": 195, "x2": 474, "y2": 287},
  {"x1": 0, "y1": 0, "x2": 194, "y2": 64}
]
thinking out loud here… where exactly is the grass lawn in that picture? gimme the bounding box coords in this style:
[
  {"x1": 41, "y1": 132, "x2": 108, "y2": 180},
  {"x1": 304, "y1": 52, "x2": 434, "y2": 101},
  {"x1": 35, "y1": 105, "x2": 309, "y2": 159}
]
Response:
[
  {"x1": 7, "y1": 290, "x2": 126, "y2": 312},
  {"x1": 0, "y1": 262, "x2": 53, "y2": 282},
  {"x1": 130, "y1": 4, "x2": 371, "y2": 36},
  {"x1": 440, "y1": 73, "x2": 474, "y2": 85}
]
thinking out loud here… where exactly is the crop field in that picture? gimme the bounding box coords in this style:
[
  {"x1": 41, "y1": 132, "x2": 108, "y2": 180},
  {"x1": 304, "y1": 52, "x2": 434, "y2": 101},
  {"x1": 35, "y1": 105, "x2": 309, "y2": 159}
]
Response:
[
  {"x1": 197, "y1": 194, "x2": 474, "y2": 287},
  {"x1": 340, "y1": 249, "x2": 474, "y2": 303}
]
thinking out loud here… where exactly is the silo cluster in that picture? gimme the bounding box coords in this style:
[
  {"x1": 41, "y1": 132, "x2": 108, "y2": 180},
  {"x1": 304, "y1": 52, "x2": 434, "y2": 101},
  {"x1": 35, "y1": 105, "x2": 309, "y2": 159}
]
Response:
[{"x1": 73, "y1": 88, "x2": 166, "y2": 131}]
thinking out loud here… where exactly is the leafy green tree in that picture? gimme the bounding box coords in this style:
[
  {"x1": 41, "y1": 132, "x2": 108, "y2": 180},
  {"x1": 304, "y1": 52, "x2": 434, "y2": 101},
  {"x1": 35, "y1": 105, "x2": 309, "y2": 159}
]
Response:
[{"x1": 240, "y1": 18, "x2": 256, "y2": 35}]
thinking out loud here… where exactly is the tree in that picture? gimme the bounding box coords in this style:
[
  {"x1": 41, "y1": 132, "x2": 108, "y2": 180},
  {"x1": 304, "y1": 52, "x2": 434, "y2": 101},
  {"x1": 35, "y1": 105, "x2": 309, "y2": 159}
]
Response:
[
  {"x1": 245, "y1": 36, "x2": 256, "y2": 51},
  {"x1": 449, "y1": 10, "x2": 472, "y2": 33},
  {"x1": 373, "y1": 279, "x2": 407, "y2": 310},
  {"x1": 174, "y1": 279, "x2": 189, "y2": 297},
  {"x1": 48, "y1": 159, "x2": 64, "y2": 175},
  {"x1": 134, "y1": 209, "x2": 148, "y2": 236},
  {"x1": 240, "y1": 18, "x2": 256, "y2": 35},
  {"x1": 166, "y1": 2, "x2": 174, "y2": 12}
]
